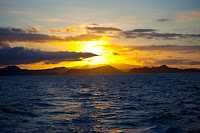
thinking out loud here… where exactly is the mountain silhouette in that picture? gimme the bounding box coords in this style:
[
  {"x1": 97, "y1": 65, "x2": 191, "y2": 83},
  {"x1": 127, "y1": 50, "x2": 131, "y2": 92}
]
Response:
[
  {"x1": 0, "y1": 66, "x2": 69, "y2": 75},
  {"x1": 128, "y1": 65, "x2": 200, "y2": 74},
  {"x1": 0, "y1": 65, "x2": 24, "y2": 75},
  {"x1": 0, "y1": 65, "x2": 199, "y2": 76},
  {"x1": 65, "y1": 65, "x2": 122, "y2": 75}
]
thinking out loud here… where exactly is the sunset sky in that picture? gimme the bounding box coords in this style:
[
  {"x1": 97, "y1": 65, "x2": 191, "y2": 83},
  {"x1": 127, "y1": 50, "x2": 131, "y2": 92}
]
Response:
[{"x1": 0, "y1": 0, "x2": 200, "y2": 70}]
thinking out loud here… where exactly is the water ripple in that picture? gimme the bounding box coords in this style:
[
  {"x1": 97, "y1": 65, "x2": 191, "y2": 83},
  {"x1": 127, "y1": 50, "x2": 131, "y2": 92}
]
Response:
[{"x1": 0, "y1": 73, "x2": 200, "y2": 132}]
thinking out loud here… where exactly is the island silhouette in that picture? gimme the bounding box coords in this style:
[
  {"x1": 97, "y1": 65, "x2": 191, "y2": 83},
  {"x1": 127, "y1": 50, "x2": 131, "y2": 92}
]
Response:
[{"x1": 0, "y1": 65, "x2": 199, "y2": 76}]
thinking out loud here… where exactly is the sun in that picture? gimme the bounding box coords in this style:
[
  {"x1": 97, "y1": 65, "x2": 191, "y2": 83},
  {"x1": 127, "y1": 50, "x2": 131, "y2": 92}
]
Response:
[
  {"x1": 77, "y1": 40, "x2": 107, "y2": 55},
  {"x1": 75, "y1": 40, "x2": 112, "y2": 65}
]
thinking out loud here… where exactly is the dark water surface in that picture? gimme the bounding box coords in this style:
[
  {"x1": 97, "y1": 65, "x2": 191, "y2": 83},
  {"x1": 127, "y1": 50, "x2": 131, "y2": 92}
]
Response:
[{"x1": 0, "y1": 73, "x2": 200, "y2": 133}]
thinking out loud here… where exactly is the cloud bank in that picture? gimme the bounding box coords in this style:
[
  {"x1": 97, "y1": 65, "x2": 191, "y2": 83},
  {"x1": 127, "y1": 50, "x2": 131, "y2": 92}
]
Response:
[
  {"x1": 0, "y1": 44, "x2": 97, "y2": 65},
  {"x1": 0, "y1": 27, "x2": 103, "y2": 43},
  {"x1": 0, "y1": 27, "x2": 63, "y2": 42},
  {"x1": 129, "y1": 45, "x2": 200, "y2": 52},
  {"x1": 155, "y1": 59, "x2": 200, "y2": 66},
  {"x1": 26, "y1": 26, "x2": 40, "y2": 32},
  {"x1": 86, "y1": 27, "x2": 122, "y2": 34},
  {"x1": 122, "y1": 29, "x2": 200, "y2": 40},
  {"x1": 0, "y1": 26, "x2": 199, "y2": 45}
]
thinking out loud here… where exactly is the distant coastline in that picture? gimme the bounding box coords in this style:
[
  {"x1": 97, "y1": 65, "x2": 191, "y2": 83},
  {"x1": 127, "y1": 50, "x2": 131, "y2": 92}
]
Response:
[{"x1": 0, "y1": 65, "x2": 200, "y2": 76}]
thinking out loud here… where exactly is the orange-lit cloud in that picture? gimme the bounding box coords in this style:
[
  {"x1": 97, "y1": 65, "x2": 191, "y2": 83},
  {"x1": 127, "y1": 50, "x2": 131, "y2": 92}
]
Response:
[
  {"x1": 127, "y1": 45, "x2": 200, "y2": 53},
  {"x1": 86, "y1": 27, "x2": 122, "y2": 34},
  {"x1": 122, "y1": 19, "x2": 152, "y2": 23},
  {"x1": 9, "y1": 10, "x2": 29, "y2": 14},
  {"x1": 155, "y1": 11, "x2": 200, "y2": 22},
  {"x1": 0, "y1": 10, "x2": 31, "y2": 14},
  {"x1": 35, "y1": 18, "x2": 64, "y2": 21},
  {"x1": 0, "y1": 42, "x2": 10, "y2": 48},
  {"x1": 44, "y1": 26, "x2": 83, "y2": 33},
  {"x1": 120, "y1": 11, "x2": 200, "y2": 23},
  {"x1": 43, "y1": 28, "x2": 66, "y2": 33},
  {"x1": 66, "y1": 26, "x2": 83, "y2": 32},
  {"x1": 26, "y1": 26, "x2": 40, "y2": 32},
  {"x1": 65, "y1": 34, "x2": 103, "y2": 42}
]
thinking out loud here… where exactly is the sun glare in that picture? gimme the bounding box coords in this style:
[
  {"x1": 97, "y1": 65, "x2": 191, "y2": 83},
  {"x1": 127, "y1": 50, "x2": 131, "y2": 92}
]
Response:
[
  {"x1": 75, "y1": 40, "x2": 113, "y2": 65},
  {"x1": 77, "y1": 40, "x2": 107, "y2": 55}
]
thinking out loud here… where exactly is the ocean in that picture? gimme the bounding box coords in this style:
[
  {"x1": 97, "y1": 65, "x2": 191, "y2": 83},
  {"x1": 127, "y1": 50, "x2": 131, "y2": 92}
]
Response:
[{"x1": 0, "y1": 73, "x2": 200, "y2": 133}]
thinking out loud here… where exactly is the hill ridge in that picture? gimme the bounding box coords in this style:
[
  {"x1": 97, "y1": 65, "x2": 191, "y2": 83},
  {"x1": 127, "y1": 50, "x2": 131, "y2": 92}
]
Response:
[{"x1": 0, "y1": 65, "x2": 200, "y2": 76}]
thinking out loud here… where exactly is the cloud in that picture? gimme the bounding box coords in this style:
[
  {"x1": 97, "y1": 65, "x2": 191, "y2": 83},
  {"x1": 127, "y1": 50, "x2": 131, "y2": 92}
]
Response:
[
  {"x1": 187, "y1": 61, "x2": 200, "y2": 65},
  {"x1": 87, "y1": 23, "x2": 99, "y2": 26},
  {"x1": 129, "y1": 45, "x2": 200, "y2": 52},
  {"x1": 119, "y1": 11, "x2": 200, "y2": 23},
  {"x1": 120, "y1": 20, "x2": 152, "y2": 23},
  {"x1": 0, "y1": 10, "x2": 31, "y2": 14},
  {"x1": 155, "y1": 59, "x2": 186, "y2": 65},
  {"x1": 65, "y1": 34, "x2": 103, "y2": 41},
  {"x1": 10, "y1": 27, "x2": 24, "y2": 32},
  {"x1": 35, "y1": 18, "x2": 64, "y2": 22},
  {"x1": 191, "y1": 11, "x2": 200, "y2": 16},
  {"x1": 122, "y1": 29, "x2": 200, "y2": 40},
  {"x1": 0, "y1": 27, "x2": 63, "y2": 42},
  {"x1": 113, "y1": 52, "x2": 120, "y2": 55},
  {"x1": 155, "y1": 11, "x2": 200, "y2": 22},
  {"x1": 43, "y1": 28, "x2": 66, "y2": 33},
  {"x1": 86, "y1": 27, "x2": 122, "y2": 34},
  {"x1": 66, "y1": 26, "x2": 83, "y2": 32},
  {"x1": 0, "y1": 46, "x2": 97, "y2": 65},
  {"x1": 26, "y1": 26, "x2": 40, "y2": 32},
  {"x1": 125, "y1": 29, "x2": 157, "y2": 33},
  {"x1": 176, "y1": 11, "x2": 200, "y2": 22},
  {"x1": 155, "y1": 19, "x2": 176, "y2": 22},
  {"x1": 0, "y1": 27, "x2": 102, "y2": 43},
  {"x1": 0, "y1": 42, "x2": 10, "y2": 48},
  {"x1": 44, "y1": 26, "x2": 83, "y2": 33},
  {"x1": 9, "y1": 10, "x2": 31, "y2": 14},
  {"x1": 2, "y1": 26, "x2": 199, "y2": 43},
  {"x1": 155, "y1": 59, "x2": 200, "y2": 66}
]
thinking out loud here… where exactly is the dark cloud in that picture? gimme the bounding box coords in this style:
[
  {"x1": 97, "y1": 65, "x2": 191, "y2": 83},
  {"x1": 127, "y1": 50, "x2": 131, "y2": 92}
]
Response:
[
  {"x1": 0, "y1": 27, "x2": 103, "y2": 43},
  {"x1": 155, "y1": 19, "x2": 176, "y2": 22},
  {"x1": 2, "y1": 26, "x2": 200, "y2": 43},
  {"x1": 89, "y1": 23, "x2": 99, "y2": 26},
  {"x1": 26, "y1": 26, "x2": 40, "y2": 32},
  {"x1": 122, "y1": 29, "x2": 157, "y2": 38},
  {"x1": 0, "y1": 46, "x2": 97, "y2": 65},
  {"x1": 129, "y1": 45, "x2": 200, "y2": 52},
  {"x1": 155, "y1": 59, "x2": 186, "y2": 65},
  {"x1": 126, "y1": 29, "x2": 157, "y2": 32},
  {"x1": 65, "y1": 34, "x2": 103, "y2": 41},
  {"x1": 106, "y1": 35, "x2": 121, "y2": 38},
  {"x1": 113, "y1": 52, "x2": 120, "y2": 55},
  {"x1": 0, "y1": 27, "x2": 63, "y2": 42},
  {"x1": 187, "y1": 61, "x2": 200, "y2": 65},
  {"x1": 155, "y1": 59, "x2": 200, "y2": 66},
  {"x1": 86, "y1": 27, "x2": 122, "y2": 34},
  {"x1": 10, "y1": 27, "x2": 24, "y2": 33},
  {"x1": 122, "y1": 29, "x2": 200, "y2": 40}
]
